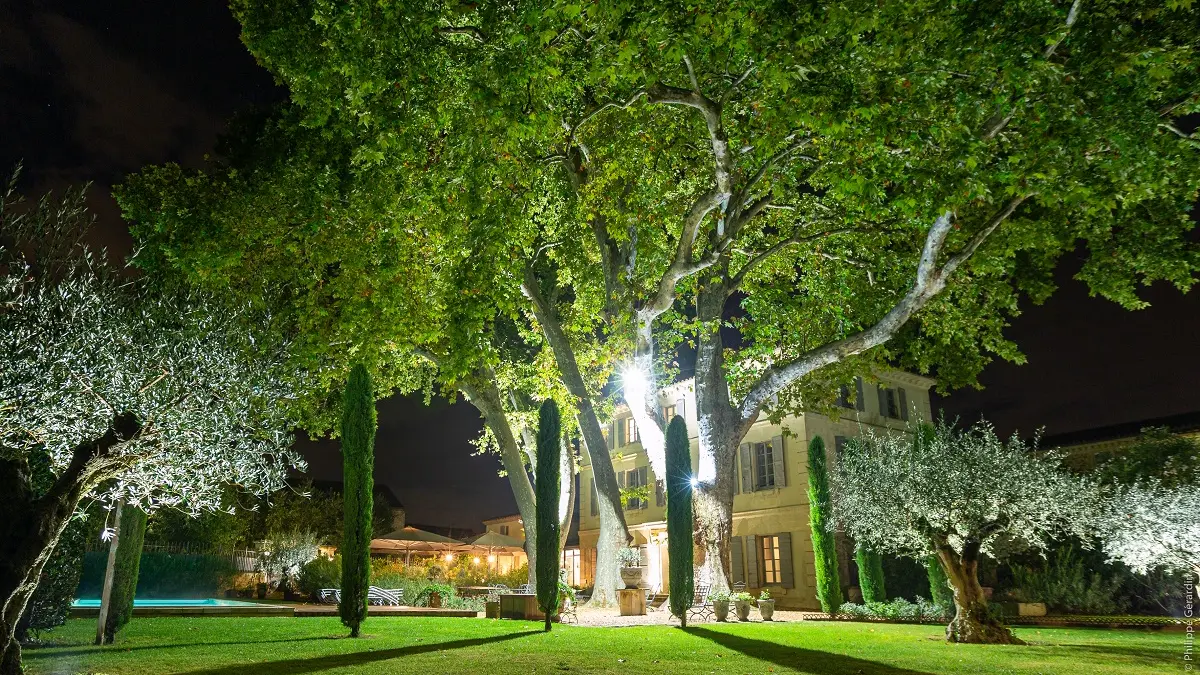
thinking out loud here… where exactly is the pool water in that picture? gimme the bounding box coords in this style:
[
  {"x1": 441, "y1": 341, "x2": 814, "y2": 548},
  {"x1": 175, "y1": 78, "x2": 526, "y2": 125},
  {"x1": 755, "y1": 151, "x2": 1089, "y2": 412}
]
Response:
[{"x1": 72, "y1": 598, "x2": 262, "y2": 608}]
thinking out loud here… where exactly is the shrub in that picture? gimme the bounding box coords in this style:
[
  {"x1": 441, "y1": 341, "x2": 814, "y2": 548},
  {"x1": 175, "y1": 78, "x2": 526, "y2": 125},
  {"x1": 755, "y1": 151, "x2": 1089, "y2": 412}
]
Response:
[
  {"x1": 665, "y1": 416, "x2": 694, "y2": 626},
  {"x1": 534, "y1": 399, "x2": 562, "y2": 631},
  {"x1": 103, "y1": 505, "x2": 148, "y2": 643},
  {"x1": 836, "y1": 598, "x2": 952, "y2": 623},
  {"x1": 340, "y1": 363, "x2": 376, "y2": 637},
  {"x1": 855, "y1": 546, "x2": 887, "y2": 603},
  {"x1": 17, "y1": 516, "x2": 87, "y2": 639},
  {"x1": 297, "y1": 556, "x2": 341, "y2": 598},
  {"x1": 1010, "y1": 546, "x2": 1129, "y2": 615},
  {"x1": 806, "y1": 436, "x2": 843, "y2": 612}
]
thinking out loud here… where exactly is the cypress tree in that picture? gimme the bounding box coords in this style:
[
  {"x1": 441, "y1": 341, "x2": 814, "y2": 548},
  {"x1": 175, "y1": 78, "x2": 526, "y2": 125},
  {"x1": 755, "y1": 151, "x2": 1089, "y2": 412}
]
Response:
[
  {"x1": 534, "y1": 399, "x2": 561, "y2": 632},
  {"x1": 664, "y1": 416, "x2": 694, "y2": 627},
  {"x1": 806, "y1": 436, "x2": 843, "y2": 613},
  {"x1": 339, "y1": 364, "x2": 376, "y2": 638},
  {"x1": 855, "y1": 545, "x2": 887, "y2": 603},
  {"x1": 926, "y1": 555, "x2": 954, "y2": 607},
  {"x1": 103, "y1": 505, "x2": 146, "y2": 643}
]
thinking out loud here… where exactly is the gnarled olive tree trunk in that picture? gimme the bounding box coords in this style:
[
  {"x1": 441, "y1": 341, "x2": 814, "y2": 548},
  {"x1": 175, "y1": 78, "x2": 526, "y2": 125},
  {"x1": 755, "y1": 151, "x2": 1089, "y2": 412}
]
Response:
[
  {"x1": 0, "y1": 413, "x2": 140, "y2": 675},
  {"x1": 935, "y1": 539, "x2": 1022, "y2": 644}
]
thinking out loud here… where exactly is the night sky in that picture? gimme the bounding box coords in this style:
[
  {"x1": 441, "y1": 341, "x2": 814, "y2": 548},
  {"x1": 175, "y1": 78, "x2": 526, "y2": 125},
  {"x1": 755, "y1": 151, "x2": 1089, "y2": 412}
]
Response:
[{"x1": 5, "y1": 1, "x2": 1198, "y2": 530}]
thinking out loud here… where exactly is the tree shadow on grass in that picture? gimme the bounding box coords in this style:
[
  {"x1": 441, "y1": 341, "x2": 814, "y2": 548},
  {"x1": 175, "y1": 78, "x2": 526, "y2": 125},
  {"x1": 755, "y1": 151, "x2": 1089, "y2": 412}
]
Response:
[
  {"x1": 684, "y1": 626, "x2": 937, "y2": 675},
  {"x1": 23, "y1": 636, "x2": 342, "y2": 660},
  {"x1": 176, "y1": 630, "x2": 538, "y2": 675}
]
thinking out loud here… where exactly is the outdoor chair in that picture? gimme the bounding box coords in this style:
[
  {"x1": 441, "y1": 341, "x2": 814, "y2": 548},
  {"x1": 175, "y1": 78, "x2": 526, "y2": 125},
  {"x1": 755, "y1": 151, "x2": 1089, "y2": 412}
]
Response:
[
  {"x1": 515, "y1": 583, "x2": 533, "y2": 594},
  {"x1": 558, "y1": 594, "x2": 579, "y2": 624},
  {"x1": 367, "y1": 586, "x2": 402, "y2": 606},
  {"x1": 317, "y1": 588, "x2": 340, "y2": 604},
  {"x1": 683, "y1": 583, "x2": 713, "y2": 623},
  {"x1": 644, "y1": 583, "x2": 661, "y2": 611},
  {"x1": 486, "y1": 584, "x2": 510, "y2": 603}
]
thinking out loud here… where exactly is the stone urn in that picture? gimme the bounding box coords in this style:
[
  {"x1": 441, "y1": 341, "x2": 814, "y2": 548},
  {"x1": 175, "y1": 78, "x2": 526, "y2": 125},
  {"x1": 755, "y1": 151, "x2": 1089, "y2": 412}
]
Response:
[
  {"x1": 734, "y1": 598, "x2": 753, "y2": 621},
  {"x1": 620, "y1": 566, "x2": 643, "y2": 589},
  {"x1": 713, "y1": 599, "x2": 730, "y2": 622},
  {"x1": 758, "y1": 599, "x2": 776, "y2": 621}
]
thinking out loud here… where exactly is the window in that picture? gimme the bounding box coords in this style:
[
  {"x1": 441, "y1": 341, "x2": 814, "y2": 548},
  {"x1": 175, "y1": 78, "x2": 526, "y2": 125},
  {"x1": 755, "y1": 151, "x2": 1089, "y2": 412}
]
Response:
[
  {"x1": 625, "y1": 466, "x2": 649, "y2": 510},
  {"x1": 561, "y1": 549, "x2": 581, "y2": 586},
  {"x1": 761, "y1": 536, "x2": 782, "y2": 584},
  {"x1": 624, "y1": 417, "x2": 639, "y2": 445},
  {"x1": 662, "y1": 404, "x2": 676, "y2": 421},
  {"x1": 836, "y1": 385, "x2": 853, "y2": 409},
  {"x1": 834, "y1": 435, "x2": 847, "y2": 458},
  {"x1": 499, "y1": 525, "x2": 509, "y2": 536},
  {"x1": 877, "y1": 385, "x2": 909, "y2": 420},
  {"x1": 754, "y1": 442, "x2": 775, "y2": 489}
]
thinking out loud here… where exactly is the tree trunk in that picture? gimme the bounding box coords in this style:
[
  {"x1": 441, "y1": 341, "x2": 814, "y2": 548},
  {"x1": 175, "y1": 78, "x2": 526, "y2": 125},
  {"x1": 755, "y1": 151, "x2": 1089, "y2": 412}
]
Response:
[
  {"x1": 522, "y1": 270, "x2": 630, "y2": 607},
  {"x1": 460, "y1": 373, "x2": 540, "y2": 592},
  {"x1": 95, "y1": 501, "x2": 123, "y2": 645},
  {"x1": 0, "y1": 413, "x2": 140, "y2": 675},
  {"x1": 691, "y1": 271, "x2": 741, "y2": 593},
  {"x1": 935, "y1": 541, "x2": 1023, "y2": 645}
]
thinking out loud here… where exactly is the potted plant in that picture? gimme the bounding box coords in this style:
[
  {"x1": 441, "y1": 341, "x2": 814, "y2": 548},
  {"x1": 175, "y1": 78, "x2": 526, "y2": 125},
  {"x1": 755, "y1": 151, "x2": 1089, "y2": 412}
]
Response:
[
  {"x1": 757, "y1": 590, "x2": 775, "y2": 621},
  {"x1": 732, "y1": 591, "x2": 754, "y2": 621},
  {"x1": 617, "y1": 547, "x2": 643, "y2": 589},
  {"x1": 710, "y1": 590, "x2": 731, "y2": 622}
]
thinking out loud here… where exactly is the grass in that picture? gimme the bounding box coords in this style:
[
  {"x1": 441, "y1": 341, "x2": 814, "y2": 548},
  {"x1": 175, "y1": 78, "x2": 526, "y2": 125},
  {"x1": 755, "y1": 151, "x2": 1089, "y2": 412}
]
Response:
[{"x1": 22, "y1": 617, "x2": 1181, "y2": 675}]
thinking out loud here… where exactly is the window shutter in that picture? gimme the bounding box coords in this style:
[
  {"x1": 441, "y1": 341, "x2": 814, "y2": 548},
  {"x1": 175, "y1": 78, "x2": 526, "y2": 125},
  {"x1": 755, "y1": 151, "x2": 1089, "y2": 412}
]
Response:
[
  {"x1": 616, "y1": 418, "x2": 626, "y2": 447},
  {"x1": 745, "y1": 536, "x2": 761, "y2": 588},
  {"x1": 607, "y1": 422, "x2": 615, "y2": 450},
  {"x1": 771, "y1": 435, "x2": 786, "y2": 488},
  {"x1": 877, "y1": 385, "x2": 888, "y2": 418},
  {"x1": 640, "y1": 467, "x2": 650, "y2": 509},
  {"x1": 590, "y1": 476, "x2": 598, "y2": 516},
  {"x1": 739, "y1": 443, "x2": 754, "y2": 493},
  {"x1": 899, "y1": 388, "x2": 909, "y2": 421},
  {"x1": 655, "y1": 477, "x2": 664, "y2": 507},
  {"x1": 855, "y1": 378, "x2": 865, "y2": 411},
  {"x1": 676, "y1": 397, "x2": 685, "y2": 421},
  {"x1": 731, "y1": 536, "x2": 745, "y2": 584},
  {"x1": 778, "y1": 532, "x2": 795, "y2": 589}
]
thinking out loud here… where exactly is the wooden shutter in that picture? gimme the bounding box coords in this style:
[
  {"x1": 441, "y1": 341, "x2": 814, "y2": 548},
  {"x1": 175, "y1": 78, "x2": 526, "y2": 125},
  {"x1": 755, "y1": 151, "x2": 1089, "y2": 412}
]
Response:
[
  {"x1": 877, "y1": 385, "x2": 888, "y2": 418},
  {"x1": 899, "y1": 388, "x2": 909, "y2": 421},
  {"x1": 607, "y1": 422, "x2": 615, "y2": 450},
  {"x1": 616, "y1": 418, "x2": 626, "y2": 447},
  {"x1": 855, "y1": 377, "x2": 865, "y2": 411},
  {"x1": 745, "y1": 535, "x2": 761, "y2": 588},
  {"x1": 676, "y1": 397, "x2": 685, "y2": 421},
  {"x1": 731, "y1": 536, "x2": 745, "y2": 584},
  {"x1": 771, "y1": 435, "x2": 786, "y2": 488},
  {"x1": 640, "y1": 467, "x2": 650, "y2": 509},
  {"x1": 739, "y1": 443, "x2": 754, "y2": 493},
  {"x1": 655, "y1": 478, "x2": 664, "y2": 507},
  {"x1": 590, "y1": 476, "x2": 598, "y2": 516},
  {"x1": 778, "y1": 532, "x2": 795, "y2": 589}
]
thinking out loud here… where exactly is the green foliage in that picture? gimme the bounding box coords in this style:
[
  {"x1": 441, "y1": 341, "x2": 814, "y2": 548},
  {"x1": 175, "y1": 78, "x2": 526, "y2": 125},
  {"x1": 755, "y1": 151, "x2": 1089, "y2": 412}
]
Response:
[
  {"x1": 78, "y1": 552, "x2": 237, "y2": 600},
  {"x1": 1096, "y1": 427, "x2": 1200, "y2": 489},
  {"x1": 297, "y1": 556, "x2": 342, "y2": 599},
  {"x1": 806, "y1": 436, "x2": 843, "y2": 613},
  {"x1": 665, "y1": 416, "x2": 694, "y2": 624},
  {"x1": 925, "y1": 556, "x2": 954, "y2": 609},
  {"x1": 855, "y1": 546, "x2": 887, "y2": 604},
  {"x1": 18, "y1": 517, "x2": 86, "y2": 640},
  {"x1": 534, "y1": 399, "x2": 561, "y2": 630},
  {"x1": 339, "y1": 364, "x2": 376, "y2": 636},
  {"x1": 837, "y1": 598, "x2": 952, "y2": 623},
  {"x1": 104, "y1": 506, "x2": 147, "y2": 643},
  {"x1": 1010, "y1": 546, "x2": 1129, "y2": 615}
]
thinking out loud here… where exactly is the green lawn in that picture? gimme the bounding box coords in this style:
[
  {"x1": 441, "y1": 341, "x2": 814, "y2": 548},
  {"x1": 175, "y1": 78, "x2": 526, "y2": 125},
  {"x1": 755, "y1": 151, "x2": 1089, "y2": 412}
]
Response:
[{"x1": 22, "y1": 617, "x2": 1181, "y2": 675}]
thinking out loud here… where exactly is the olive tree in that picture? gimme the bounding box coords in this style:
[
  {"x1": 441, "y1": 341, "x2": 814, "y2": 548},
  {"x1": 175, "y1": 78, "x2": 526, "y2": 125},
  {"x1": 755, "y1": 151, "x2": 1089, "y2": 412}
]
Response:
[
  {"x1": 0, "y1": 181, "x2": 304, "y2": 674},
  {"x1": 829, "y1": 421, "x2": 1101, "y2": 644}
]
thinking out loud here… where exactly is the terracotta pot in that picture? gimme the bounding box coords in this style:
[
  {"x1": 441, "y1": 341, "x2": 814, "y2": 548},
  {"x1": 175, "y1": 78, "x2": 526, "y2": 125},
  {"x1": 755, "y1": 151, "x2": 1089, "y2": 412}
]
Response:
[
  {"x1": 713, "y1": 600, "x2": 730, "y2": 622},
  {"x1": 758, "y1": 599, "x2": 775, "y2": 621},
  {"x1": 620, "y1": 567, "x2": 643, "y2": 589},
  {"x1": 734, "y1": 600, "x2": 752, "y2": 621}
]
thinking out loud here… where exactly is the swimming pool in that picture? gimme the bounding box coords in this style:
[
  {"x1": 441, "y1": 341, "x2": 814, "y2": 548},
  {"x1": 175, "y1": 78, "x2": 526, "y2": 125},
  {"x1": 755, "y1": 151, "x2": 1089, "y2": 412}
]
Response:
[
  {"x1": 70, "y1": 598, "x2": 292, "y2": 617},
  {"x1": 72, "y1": 598, "x2": 261, "y2": 608}
]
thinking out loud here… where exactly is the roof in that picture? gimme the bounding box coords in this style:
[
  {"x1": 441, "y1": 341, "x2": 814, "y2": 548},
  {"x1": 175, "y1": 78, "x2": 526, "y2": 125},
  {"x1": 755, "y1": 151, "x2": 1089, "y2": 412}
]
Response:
[
  {"x1": 482, "y1": 513, "x2": 523, "y2": 525},
  {"x1": 1042, "y1": 410, "x2": 1200, "y2": 449}
]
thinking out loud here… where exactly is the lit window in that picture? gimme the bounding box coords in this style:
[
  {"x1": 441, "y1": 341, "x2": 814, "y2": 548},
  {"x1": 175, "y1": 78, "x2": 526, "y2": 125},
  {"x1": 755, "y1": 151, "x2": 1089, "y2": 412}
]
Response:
[
  {"x1": 499, "y1": 525, "x2": 509, "y2": 536},
  {"x1": 663, "y1": 404, "x2": 676, "y2": 421},
  {"x1": 625, "y1": 416, "x2": 639, "y2": 444},
  {"x1": 761, "y1": 536, "x2": 781, "y2": 584},
  {"x1": 754, "y1": 442, "x2": 775, "y2": 489}
]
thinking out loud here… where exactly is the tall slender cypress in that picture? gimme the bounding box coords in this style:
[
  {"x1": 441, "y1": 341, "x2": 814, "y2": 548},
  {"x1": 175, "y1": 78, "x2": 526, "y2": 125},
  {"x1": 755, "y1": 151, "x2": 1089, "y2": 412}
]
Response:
[
  {"x1": 664, "y1": 416, "x2": 694, "y2": 627},
  {"x1": 534, "y1": 399, "x2": 561, "y2": 632},
  {"x1": 855, "y1": 545, "x2": 887, "y2": 603},
  {"x1": 339, "y1": 364, "x2": 375, "y2": 638},
  {"x1": 102, "y1": 505, "x2": 146, "y2": 643},
  {"x1": 806, "y1": 436, "x2": 843, "y2": 613}
]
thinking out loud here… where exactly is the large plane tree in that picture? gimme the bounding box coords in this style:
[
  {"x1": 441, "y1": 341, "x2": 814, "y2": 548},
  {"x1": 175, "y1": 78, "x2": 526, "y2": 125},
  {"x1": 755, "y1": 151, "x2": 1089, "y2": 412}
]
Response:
[
  {"x1": 145, "y1": 0, "x2": 1198, "y2": 598},
  {"x1": 0, "y1": 181, "x2": 303, "y2": 674}
]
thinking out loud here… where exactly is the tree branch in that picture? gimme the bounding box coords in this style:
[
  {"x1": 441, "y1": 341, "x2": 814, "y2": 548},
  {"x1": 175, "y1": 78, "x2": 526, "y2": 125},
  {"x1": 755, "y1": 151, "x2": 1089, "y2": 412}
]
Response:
[
  {"x1": 437, "y1": 26, "x2": 486, "y2": 42},
  {"x1": 728, "y1": 228, "x2": 859, "y2": 290},
  {"x1": 737, "y1": 195, "x2": 1029, "y2": 424}
]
